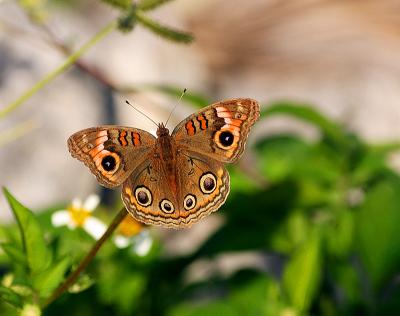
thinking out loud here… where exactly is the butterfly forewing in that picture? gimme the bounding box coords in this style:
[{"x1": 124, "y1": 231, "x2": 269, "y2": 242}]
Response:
[
  {"x1": 172, "y1": 98, "x2": 260, "y2": 163},
  {"x1": 68, "y1": 126, "x2": 156, "y2": 188}
]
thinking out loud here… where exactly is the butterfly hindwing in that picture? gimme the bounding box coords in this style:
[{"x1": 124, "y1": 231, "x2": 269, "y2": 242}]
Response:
[{"x1": 121, "y1": 150, "x2": 230, "y2": 228}]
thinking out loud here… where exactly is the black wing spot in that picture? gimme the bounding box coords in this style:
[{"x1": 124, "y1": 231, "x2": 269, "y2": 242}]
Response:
[
  {"x1": 219, "y1": 131, "x2": 234, "y2": 147},
  {"x1": 101, "y1": 155, "x2": 116, "y2": 171}
]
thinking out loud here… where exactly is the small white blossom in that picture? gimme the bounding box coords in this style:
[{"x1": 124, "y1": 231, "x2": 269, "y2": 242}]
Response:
[
  {"x1": 51, "y1": 194, "x2": 106, "y2": 240},
  {"x1": 114, "y1": 215, "x2": 153, "y2": 256},
  {"x1": 133, "y1": 230, "x2": 153, "y2": 257}
]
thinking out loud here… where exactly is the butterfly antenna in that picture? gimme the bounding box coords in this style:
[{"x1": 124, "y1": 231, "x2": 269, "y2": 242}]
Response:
[
  {"x1": 165, "y1": 88, "x2": 187, "y2": 127},
  {"x1": 125, "y1": 100, "x2": 159, "y2": 127}
]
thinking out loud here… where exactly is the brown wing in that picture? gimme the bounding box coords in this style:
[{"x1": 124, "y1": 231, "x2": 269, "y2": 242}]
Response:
[
  {"x1": 68, "y1": 126, "x2": 156, "y2": 188},
  {"x1": 172, "y1": 98, "x2": 260, "y2": 163},
  {"x1": 121, "y1": 151, "x2": 230, "y2": 229}
]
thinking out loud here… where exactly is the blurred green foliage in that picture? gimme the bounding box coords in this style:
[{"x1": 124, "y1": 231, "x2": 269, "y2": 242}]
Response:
[{"x1": 1, "y1": 91, "x2": 400, "y2": 315}]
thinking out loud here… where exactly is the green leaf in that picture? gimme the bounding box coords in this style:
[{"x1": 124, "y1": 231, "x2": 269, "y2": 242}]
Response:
[
  {"x1": 256, "y1": 135, "x2": 311, "y2": 182},
  {"x1": 228, "y1": 167, "x2": 259, "y2": 194},
  {"x1": 101, "y1": 0, "x2": 131, "y2": 10},
  {"x1": 195, "y1": 181, "x2": 297, "y2": 256},
  {"x1": 0, "y1": 243, "x2": 26, "y2": 266},
  {"x1": 169, "y1": 271, "x2": 286, "y2": 316},
  {"x1": 169, "y1": 301, "x2": 237, "y2": 316},
  {"x1": 135, "y1": 10, "x2": 193, "y2": 43},
  {"x1": 283, "y1": 229, "x2": 322, "y2": 312},
  {"x1": 262, "y1": 102, "x2": 348, "y2": 148},
  {"x1": 0, "y1": 284, "x2": 24, "y2": 309},
  {"x1": 351, "y1": 142, "x2": 400, "y2": 185},
  {"x1": 351, "y1": 150, "x2": 388, "y2": 185},
  {"x1": 331, "y1": 264, "x2": 361, "y2": 305},
  {"x1": 97, "y1": 260, "x2": 147, "y2": 314},
  {"x1": 32, "y1": 257, "x2": 70, "y2": 298},
  {"x1": 256, "y1": 135, "x2": 340, "y2": 189},
  {"x1": 271, "y1": 210, "x2": 310, "y2": 254},
  {"x1": 68, "y1": 274, "x2": 94, "y2": 294},
  {"x1": 228, "y1": 271, "x2": 283, "y2": 316},
  {"x1": 356, "y1": 177, "x2": 400, "y2": 290},
  {"x1": 137, "y1": 0, "x2": 174, "y2": 11},
  {"x1": 369, "y1": 141, "x2": 400, "y2": 154},
  {"x1": 325, "y1": 210, "x2": 354, "y2": 258},
  {"x1": 3, "y1": 188, "x2": 52, "y2": 275}
]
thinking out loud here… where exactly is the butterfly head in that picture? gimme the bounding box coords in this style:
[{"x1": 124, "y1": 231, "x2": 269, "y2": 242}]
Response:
[{"x1": 156, "y1": 123, "x2": 170, "y2": 137}]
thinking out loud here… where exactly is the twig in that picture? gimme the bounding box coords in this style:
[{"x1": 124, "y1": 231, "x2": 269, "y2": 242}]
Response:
[
  {"x1": 0, "y1": 119, "x2": 39, "y2": 147},
  {"x1": 42, "y1": 207, "x2": 128, "y2": 308},
  {"x1": 0, "y1": 20, "x2": 117, "y2": 119},
  {"x1": 38, "y1": 24, "x2": 122, "y2": 91}
]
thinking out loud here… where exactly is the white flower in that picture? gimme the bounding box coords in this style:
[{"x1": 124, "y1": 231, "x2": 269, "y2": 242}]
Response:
[
  {"x1": 21, "y1": 304, "x2": 41, "y2": 316},
  {"x1": 133, "y1": 230, "x2": 153, "y2": 256},
  {"x1": 114, "y1": 215, "x2": 153, "y2": 256},
  {"x1": 51, "y1": 194, "x2": 107, "y2": 240}
]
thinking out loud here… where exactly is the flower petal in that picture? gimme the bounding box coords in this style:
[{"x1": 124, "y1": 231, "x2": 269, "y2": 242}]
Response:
[
  {"x1": 83, "y1": 217, "x2": 107, "y2": 240},
  {"x1": 133, "y1": 231, "x2": 153, "y2": 257},
  {"x1": 51, "y1": 210, "x2": 71, "y2": 227},
  {"x1": 71, "y1": 198, "x2": 82, "y2": 210},
  {"x1": 83, "y1": 194, "x2": 100, "y2": 212},
  {"x1": 114, "y1": 235, "x2": 131, "y2": 248}
]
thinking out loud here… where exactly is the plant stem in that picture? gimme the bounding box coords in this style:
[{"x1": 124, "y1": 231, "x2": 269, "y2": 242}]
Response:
[
  {"x1": 43, "y1": 207, "x2": 128, "y2": 308},
  {"x1": 0, "y1": 119, "x2": 39, "y2": 147},
  {"x1": 0, "y1": 20, "x2": 117, "y2": 119},
  {"x1": 39, "y1": 23, "x2": 121, "y2": 91}
]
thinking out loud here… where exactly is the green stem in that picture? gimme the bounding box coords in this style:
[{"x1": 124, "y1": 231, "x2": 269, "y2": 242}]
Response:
[
  {"x1": 42, "y1": 207, "x2": 128, "y2": 308},
  {"x1": 0, "y1": 20, "x2": 117, "y2": 119},
  {"x1": 0, "y1": 119, "x2": 38, "y2": 147},
  {"x1": 135, "y1": 10, "x2": 193, "y2": 43}
]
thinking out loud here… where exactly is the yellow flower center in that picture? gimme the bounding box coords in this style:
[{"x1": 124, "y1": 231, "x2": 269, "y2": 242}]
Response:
[
  {"x1": 68, "y1": 206, "x2": 91, "y2": 227},
  {"x1": 118, "y1": 216, "x2": 143, "y2": 237}
]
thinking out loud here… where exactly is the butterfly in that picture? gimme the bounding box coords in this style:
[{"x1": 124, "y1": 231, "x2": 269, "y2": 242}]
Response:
[{"x1": 67, "y1": 98, "x2": 260, "y2": 229}]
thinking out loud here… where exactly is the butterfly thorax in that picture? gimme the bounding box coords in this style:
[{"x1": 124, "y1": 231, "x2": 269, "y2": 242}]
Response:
[
  {"x1": 155, "y1": 124, "x2": 174, "y2": 162},
  {"x1": 155, "y1": 123, "x2": 178, "y2": 195}
]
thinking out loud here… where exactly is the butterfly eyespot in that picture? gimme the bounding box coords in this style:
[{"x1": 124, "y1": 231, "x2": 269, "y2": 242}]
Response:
[
  {"x1": 199, "y1": 172, "x2": 217, "y2": 194},
  {"x1": 160, "y1": 199, "x2": 174, "y2": 213},
  {"x1": 184, "y1": 194, "x2": 196, "y2": 210},
  {"x1": 219, "y1": 131, "x2": 234, "y2": 147},
  {"x1": 135, "y1": 186, "x2": 152, "y2": 207},
  {"x1": 86, "y1": 143, "x2": 94, "y2": 150},
  {"x1": 101, "y1": 155, "x2": 117, "y2": 171}
]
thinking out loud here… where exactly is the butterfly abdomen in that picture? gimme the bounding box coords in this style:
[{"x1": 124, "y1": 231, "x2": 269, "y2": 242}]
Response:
[{"x1": 156, "y1": 127, "x2": 179, "y2": 195}]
